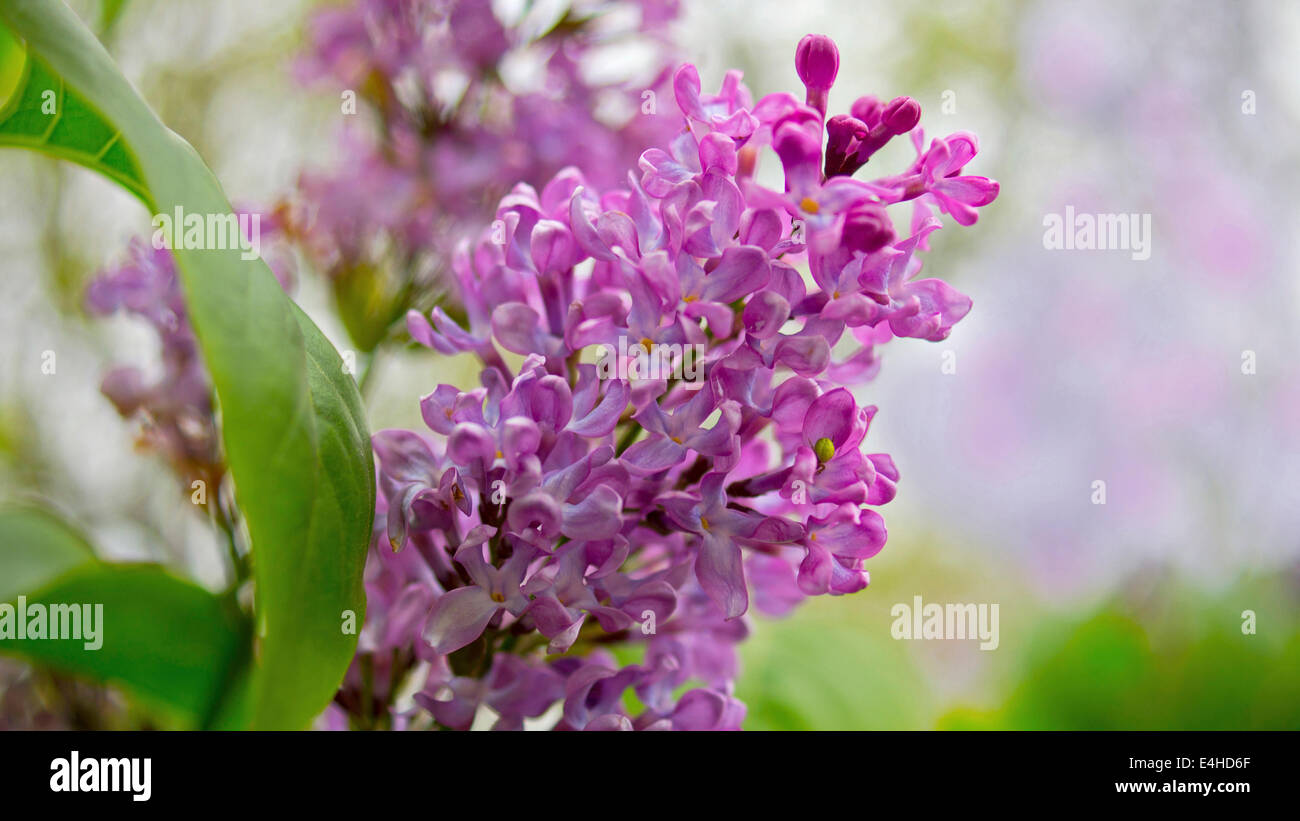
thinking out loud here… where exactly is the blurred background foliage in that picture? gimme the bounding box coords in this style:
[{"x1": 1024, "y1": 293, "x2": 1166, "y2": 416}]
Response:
[{"x1": 2, "y1": 0, "x2": 1297, "y2": 728}]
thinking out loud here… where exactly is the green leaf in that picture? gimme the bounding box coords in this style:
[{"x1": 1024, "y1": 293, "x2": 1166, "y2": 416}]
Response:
[
  {"x1": 0, "y1": 2, "x2": 374, "y2": 728},
  {"x1": 0, "y1": 29, "x2": 145, "y2": 199},
  {"x1": 0, "y1": 507, "x2": 251, "y2": 728},
  {"x1": 0, "y1": 504, "x2": 97, "y2": 602}
]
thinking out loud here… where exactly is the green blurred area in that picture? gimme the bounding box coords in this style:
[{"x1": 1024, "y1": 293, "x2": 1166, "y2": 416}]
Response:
[{"x1": 738, "y1": 538, "x2": 1300, "y2": 730}]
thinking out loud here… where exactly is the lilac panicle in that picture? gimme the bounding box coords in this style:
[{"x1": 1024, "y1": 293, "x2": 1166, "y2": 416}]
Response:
[{"x1": 350, "y1": 32, "x2": 999, "y2": 731}]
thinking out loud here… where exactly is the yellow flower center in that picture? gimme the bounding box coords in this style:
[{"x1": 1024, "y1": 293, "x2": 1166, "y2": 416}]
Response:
[{"x1": 800, "y1": 197, "x2": 820, "y2": 214}]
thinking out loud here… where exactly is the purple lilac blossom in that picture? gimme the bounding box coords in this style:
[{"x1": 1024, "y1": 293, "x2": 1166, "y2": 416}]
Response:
[
  {"x1": 287, "y1": 0, "x2": 683, "y2": 347},
  {"x1": 346, "y1": 33, "x2": 998, "y2": 730}
]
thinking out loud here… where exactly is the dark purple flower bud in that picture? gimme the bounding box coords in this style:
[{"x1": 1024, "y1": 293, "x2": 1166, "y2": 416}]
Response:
[
  {"x1": 826, "y1": 114, "x2": 868, "y2": 146},
  {"x1": 824, "y1": 114, "x2": 868, "y2": 177},
  {"x1": 842, "y1": 204, "x2": 896, "y2": 254},
  {"x1": 795, "y1": 34, "x2": 839, "y2": 92},
  {"x1": 882, "y1": 96, "x2": 921, "y2": 135}
]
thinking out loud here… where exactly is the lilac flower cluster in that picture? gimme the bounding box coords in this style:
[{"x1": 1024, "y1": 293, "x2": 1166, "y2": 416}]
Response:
[
  {"x1": 349, "y1": 34, "x2": 998, "y2": 730},
  {"x1": 288, "y1": 0, "x2": 681, "y2": 347}
]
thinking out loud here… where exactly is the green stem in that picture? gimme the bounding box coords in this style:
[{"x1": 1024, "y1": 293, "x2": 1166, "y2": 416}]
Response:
[{"x1": 357, "y1": 349, "x2": 380, "y2": 401}]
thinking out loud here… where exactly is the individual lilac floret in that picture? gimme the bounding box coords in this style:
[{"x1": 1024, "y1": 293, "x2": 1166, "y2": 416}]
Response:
[{"x1": 346, "y1": 31, "x2": 998, "y2": 731}]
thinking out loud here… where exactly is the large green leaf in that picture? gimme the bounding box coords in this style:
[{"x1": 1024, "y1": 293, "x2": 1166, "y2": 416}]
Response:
[
  {"x1": 0, "y1": 1, "x2": 374, "y2": 728},
  {"x1": 0, "y1": 507, "x2": 251, "y2": 728}
]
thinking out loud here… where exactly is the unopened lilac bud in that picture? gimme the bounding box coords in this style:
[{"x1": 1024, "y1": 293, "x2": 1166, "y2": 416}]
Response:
[
  {"x1": 882, "y1": 96, "x2": 921, "y2": 135},
  {"x1": 826, "y1": 114, "x2": 868, "y2": 149},
  {"x1": 795, "y1": 34, "x2": 840, "y2": 92},
  {"x1": 842, "y1": 204, "x2": 895, "y2": 254},
  {"x1": 850, "y1": 95, "x2": 883, "y2": 127},
  {"x1": 824, "y1": 114, "x2": 868, "y2": 177},
  {"x1": 849, "y1": 96, "x2": 921, "y2": 166}
]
